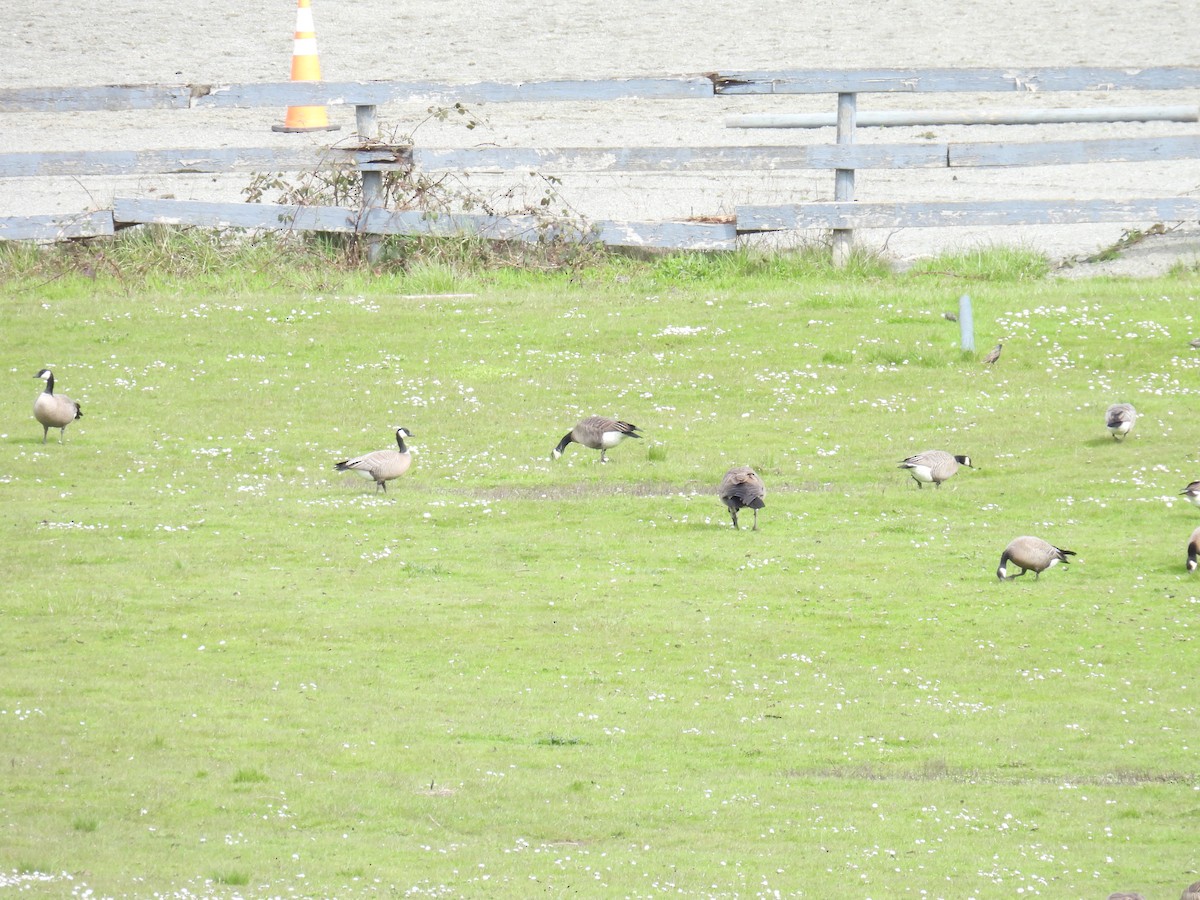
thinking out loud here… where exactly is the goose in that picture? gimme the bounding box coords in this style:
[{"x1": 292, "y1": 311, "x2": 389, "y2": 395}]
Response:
[
  {"x1": 898, "y1": 450, "x2": 973, "y2": 488},
  {"x1": 718, "y1": 466, "x2": 766, "y2": 531},
  {"x1": 1188, "y1": 527, "x2": 1200, "y2": 572},
  {"x1": 1180, "y1": 880, "x2": 1200, "y2": 900},
  {"x1": 983, "y1": 342, "x2": 1002, "y2": 366},
  {"x1": 552, "y1": 416, "x2": 641, "y2": 463},
  {"x1": 334, "y1": 427, "x2": 414, "y2": 492},
  {"x1": 996, "y1": 536, "x2": 1075, "y2": 581},
  {"x1": 1106, "y1": 403, "x2": 1137, "y2": 440},
  {"x1": 1180, "y1": 481, "x2": 1200, "y2": 508},
  {"x1": 33, "y1": 368, "x2": 83, "y2": 443}
]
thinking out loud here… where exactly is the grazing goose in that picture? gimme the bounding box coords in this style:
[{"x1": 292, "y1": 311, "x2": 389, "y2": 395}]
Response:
[
  {"x1": 334, "y1": 427, "x2": 414, "y2": 492},
  {"x1": 983, "y1": 342, "x2": 1003, "y2": 366},
  {"x1": 1180, "y1": 481, "x2": 1200, "y2": 508},
  {"x1": 996, "y1": 536, "x2": 1075, "y2": 581},
  {"x1": 552, "y1": 416, "x2": 641, "y2": 463},
  {"x1": 33, "y1": 368, "x2": 83, "y2": 443},
  {"x1": 718, "y1": 466, "x2": 766, "y2": 531},
  {"x1": 1180, "y1": 880, "x2": 1200, "y2": 900},
  {"x1": 1105, "y1": 403, "x2": 1137, "y2": 440},
  {"x1": 898, "y1": 450, "x2": 973, "y2": 489},
  {"x1": 1188, "y1": 527, "x2": 1200, "y2": 572}
]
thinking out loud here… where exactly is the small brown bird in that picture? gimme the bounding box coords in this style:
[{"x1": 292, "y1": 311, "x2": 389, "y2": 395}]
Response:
[
  {"x1": 33, "y1": 368, "x2": 83, "y2": 443},
  {"x1": 1187, "y1": 527, "x2": 1200, "y2": 572},
  {"x1": 997, "y1": 536, "x2": 1075, "y2": 581},
  {"x1": 718, "y1": 466, "x2": 766, "y2": 531},
  {"x1": 1105, "y1": 403, "x2": 1137, "y2": 440},
  {"x1": 943, "y1": 311, "x2": 958, "y2": 322},
  {"x1": 552, "y1": 416, "x2": 641, "y2": 463},
  {"x1": 983, "y1": 342, "x2": 1003, "y2": 366},
  {"x1": 334, "y1": 427, "x2": 414, "y2": 492}
]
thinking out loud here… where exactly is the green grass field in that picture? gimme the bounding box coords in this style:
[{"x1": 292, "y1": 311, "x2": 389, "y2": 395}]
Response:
[{"x1": 3, "y1": 244, "x2": 1200, "y2": 898}]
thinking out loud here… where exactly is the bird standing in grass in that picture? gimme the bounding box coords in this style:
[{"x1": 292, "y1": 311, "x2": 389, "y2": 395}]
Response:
[
  {"x1": 1180, "y1": 481, "x2": 1200, "y2": 508},
  {"x1": 898, "y1": 450, "x2": 973, "y2": 488},
  {"x1": 996, "y1": 536, "x2": 1075, "y2": 581},
  {"x1": 1187, "y1": 527, "x2": 1200, "y2": 572},
  {"x1": 334, "y1": 427, "x2": 414, "y2": 492},
  {"x1": 552, "y1": 416, "x2": 641, "y2": 463},
  {"x1": 1105, "y1": 403, "x2": 1137, "y2": 440},
  {"x1": 718, "y1": 466, "x2": 765, "y2": 531},
  {"x1": 33, "y1": 368, "x2": 82, "y2": 443},
  {"x1": 983, "y1": 342, "x2": 1003, "y2": 366}
]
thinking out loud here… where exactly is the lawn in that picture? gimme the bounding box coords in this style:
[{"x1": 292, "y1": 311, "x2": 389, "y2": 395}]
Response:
[{"x1": 2, "y1": 246, "x2": 1199, "y2": 898}]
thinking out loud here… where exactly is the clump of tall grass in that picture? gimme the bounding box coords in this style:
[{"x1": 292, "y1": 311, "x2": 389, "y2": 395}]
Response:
[
  {"x1": 905, "y1": 244, "x2": 1051, "y2": 280},
  {"x1": 650, "y1": 244, "x2": 891, "y2": 284}
]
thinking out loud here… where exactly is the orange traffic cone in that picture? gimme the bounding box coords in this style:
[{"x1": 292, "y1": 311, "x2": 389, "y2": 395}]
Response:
[{"x1": 272, "y1": 0, "x2": 339, "y2": 133}]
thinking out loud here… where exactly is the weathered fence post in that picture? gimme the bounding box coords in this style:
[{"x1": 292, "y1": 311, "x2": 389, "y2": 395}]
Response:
[
  {"x1": 356, "y1": 103, "x2": 383, "y2": 265},
  {"x1": 832, "y1": 92, "x2": 857, "y2": 268}
]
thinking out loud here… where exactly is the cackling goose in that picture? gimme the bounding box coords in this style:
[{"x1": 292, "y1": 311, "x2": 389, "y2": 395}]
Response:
[
  {"x1": 898, "y1": 450, "x2": 973, "y2": 489},
  {"x1": 1105, "y1": 403, "x2": 1137, "y2": 440},
  {"x1": 1180, "y1": 481, "x2": 1200, "y2": 508},
  {"x1": 334, "y1": 427, "x2": 414, "y2": 492},
  {"x1": 1188, "y1": 527, "x2": 1200, "y2": 572},
  {"x1": 997, "y1": 536, "x2": 1075, "y2": 581},
  {"x1": 718, "y1": 466, "x2": 766, "y2": 531},
  {"x1": 552, "y1": 416, "x2": 641, "y2": 463},
  {"x1": 33, "y1": 368, "x2": 83, "y2": 443}
]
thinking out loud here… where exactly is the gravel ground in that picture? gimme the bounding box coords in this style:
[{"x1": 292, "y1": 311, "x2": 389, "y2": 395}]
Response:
[{"x1": 3, "y1": 0, "x2": 1198, "y2": 274}]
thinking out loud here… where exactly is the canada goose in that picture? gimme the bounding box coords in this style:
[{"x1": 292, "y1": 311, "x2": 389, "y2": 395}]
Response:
[
  {"x1": 1106, "y1": 893, "x2": 1145, "y2": 900},
  {"x1": 996, "y1": 536, "x2": 1075, "y2": 581},
  {"x1": 1188, "y1": 527, "x2": 1200, "y2": 572},
  {"x1": 1180, "y1": 481, "x2": 1200, "y2": 508},
  {"x1": 1180, "y1": 880, "x2": 1200, "y2": 900},
  {"x1": 718, "y1": 466, "x2": 766, "y2": 531},
  {"x1": 898, "y1": 450, "x2": 973, "y2": 488},
  {"x1": 1106, "y1": 403, "x2": 1137, "y2": 440},
  {"x1": 983, "y1": 342, "x2": 1002, "y2": 366},
  {"x1": 33, "y1": 368, "x2": 83, "y2": 443},
  {"x1": 552, "y1": 416, "x2": 641, "y2": 463},
  {"x1": 333, "y1": 427, "x2": 414, "y2": 492}
]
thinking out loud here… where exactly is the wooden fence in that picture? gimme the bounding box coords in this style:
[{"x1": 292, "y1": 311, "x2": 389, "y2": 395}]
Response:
[{"x1": 2, "y1": 67, "x2": 1200, "y2": 263}]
